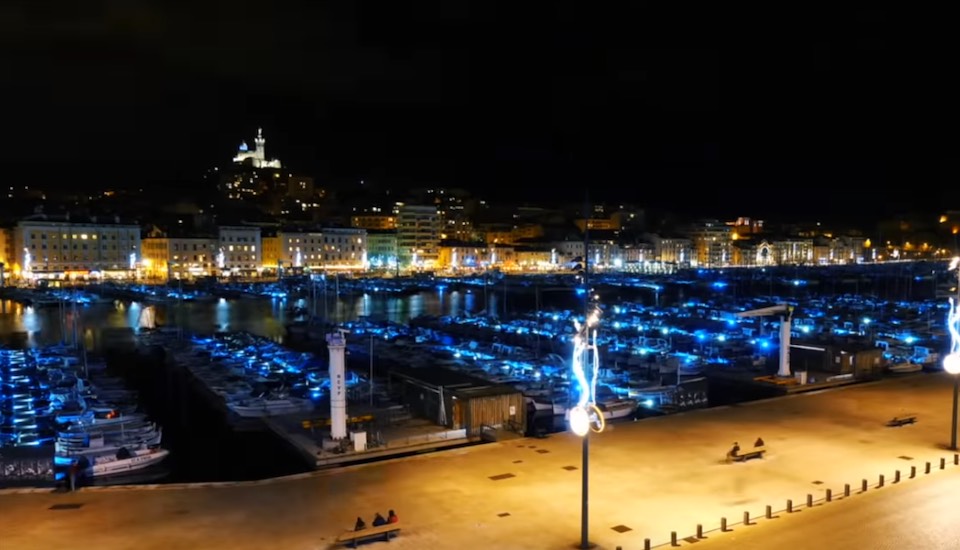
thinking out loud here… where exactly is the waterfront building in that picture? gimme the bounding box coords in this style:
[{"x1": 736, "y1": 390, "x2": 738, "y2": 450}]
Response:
[
  {"x1": 645, "y1": 234, "x2": 693, "y2": 265},
  {"x1": 513, "y1": 244, "x2": 556, "y2": 272},
  {"x1": 0, "y1": 226, "x2": 11, "y2": 273},
  {"x1": 278, "y1": 228, "x2": 367, "y2": 271},
  {"x1": 774, "y1": 238, "x2": 815, "y2": 265},
  {"x1": 218, "y1": 226, "x2": 262, "y2": 276},
  {"x1": 12, "y1": 216, "x2": 141, "y2": 280},
  {"x1": 687, "y1": 220, "x2": 732, "y2": 267},
  {"x1": 260, "y1": 230, "x2": 282, "y2": 273},
  {"x1": 397, "y1": 204, "x2": 440, "y2": 268},
  {"x1": 366, "y1": 229, "x2": 398, "y2": 270},
  {"x1": 437, "y1": 241, "x2": 491, "y2": 270},
  {"x1": 141, "y1": 227, "x2": 220, "y2": 281}
]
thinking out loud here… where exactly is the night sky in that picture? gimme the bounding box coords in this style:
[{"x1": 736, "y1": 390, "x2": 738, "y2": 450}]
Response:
[{"x1": 2, "y1": 3, "x2": 953, "y2": 221}]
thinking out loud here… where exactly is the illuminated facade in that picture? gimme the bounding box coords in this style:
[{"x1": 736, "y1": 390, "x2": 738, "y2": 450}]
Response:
[
  {"x1": 366, "y1": 230, "x2": 398, "y2": 270},
  {"x1": 232, "y1": 128, "x2": 282, "y2": 169},
  {"x1": 261, "y1": 235, "x2": 282, "y2": 271},
  {"x1": 514, "y1": 246, "x2": 556, "y2": 271},
  {"x1": 12, "y1": 218, "x2": 141, "y2": 278},
  {"x1": 0, "y1": 226, "x2": 11, "y2": 276},
  {"x1": 646, "y1": 235, "x2": 693, "y2": 265},
  {"x1": 688, "y1": 220, "x2": 732, "y2": 267},
  {"x1": 397, "y1": 204, "x2": 440, "y2": 267},
  {"x1": 141, "y1": 237, "x2": 219, "y2": 280},
  {"x1": 437, "y1": 242, "x2": 490, "y2": 270},
  {"x1": 218, "y1": 226, "x2": 262, "y2": 275},
  {"x1": 279, "y1": 228, "x2": 367, "y2": 270}
]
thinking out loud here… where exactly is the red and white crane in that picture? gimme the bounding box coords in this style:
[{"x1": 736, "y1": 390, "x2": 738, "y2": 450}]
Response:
[{"x1": 736, "y1": 304, "x2": 795, "y2": 377}]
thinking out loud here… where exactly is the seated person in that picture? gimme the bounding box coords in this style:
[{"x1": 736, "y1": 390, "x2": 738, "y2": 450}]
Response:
[
  {"x1": 388, "y1": 510, "x2": 399, "y2": 524},
  {"x1": 372, "y1": 512, "x2": 387, "y2": 527},
  {"x1": 754, "y1": 437, "x2": 765, "y2": 447},
  {"x1": 354, "y1": 517, "x2": 366, "y2": 531}
]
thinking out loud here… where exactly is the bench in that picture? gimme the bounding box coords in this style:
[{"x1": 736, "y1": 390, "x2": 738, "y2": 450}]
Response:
[
  {"x1": 336, "y1": 523, "x2": 401, "y2": 548},
  {"x1": 728, "y1": 446, "x2": 766, "y2": 462},
  {"x1": 887, "y1": 416, "x2": 917, "y2": 427}
]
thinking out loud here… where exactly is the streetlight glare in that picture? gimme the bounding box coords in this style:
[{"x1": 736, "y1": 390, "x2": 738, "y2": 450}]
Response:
[
  {"x1": 944, "y1": 353, "x2": 960, "y2": 375},
  {"x1": 569, "y1": 406, "x2": 591, "y2": 437},
  {"x1": 951, "y1": 257, "x2": 960, "y2": 271}
]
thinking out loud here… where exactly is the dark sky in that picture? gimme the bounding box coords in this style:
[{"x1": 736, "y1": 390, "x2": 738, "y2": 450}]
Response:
[{"x1": 1, "y1": 3, "x2": 954, "y2": 221}]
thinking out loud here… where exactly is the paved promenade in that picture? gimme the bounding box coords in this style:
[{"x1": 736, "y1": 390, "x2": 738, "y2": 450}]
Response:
[{"x1": 3, "y1": 373, "x2": 959, "y2": 550}]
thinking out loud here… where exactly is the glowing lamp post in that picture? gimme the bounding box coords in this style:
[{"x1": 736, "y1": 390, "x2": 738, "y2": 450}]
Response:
[
  {"x1": 945, "y1": 296, "x2": 960, "y2": 450},
  {"x1": 568, "y1": 302, "x2": 604, "y2": 549}
]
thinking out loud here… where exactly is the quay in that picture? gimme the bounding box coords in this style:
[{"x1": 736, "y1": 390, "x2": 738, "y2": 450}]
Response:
[{"x1": 3, "y1": 373, "x2": 959, "y2": 549}]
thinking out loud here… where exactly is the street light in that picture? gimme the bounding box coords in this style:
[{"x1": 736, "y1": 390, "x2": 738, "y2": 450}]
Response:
[
  {"x1": 568, "y1": 299, "x2": 604, "y2": 549},
  {"x1": 944, "y1": 257, "x2": 960, "y2": 450}
]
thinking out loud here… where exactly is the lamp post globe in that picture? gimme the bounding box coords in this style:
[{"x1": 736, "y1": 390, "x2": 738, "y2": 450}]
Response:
[{"x1": 944, "y1": 352, "x2": 960, "y2": 375}]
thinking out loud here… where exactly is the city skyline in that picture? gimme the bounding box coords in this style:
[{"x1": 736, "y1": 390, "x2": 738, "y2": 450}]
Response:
[{"x1": 3, "y1": 5, "x2": 952, "y2": 222}]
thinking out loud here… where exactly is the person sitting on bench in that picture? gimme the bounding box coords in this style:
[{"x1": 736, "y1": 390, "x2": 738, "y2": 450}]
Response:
[
  {"x1": 388, "y1": 510, "x2": 399, "y2": 524},
  {"x1": 730, "y1": 442, "x2": 740, "y2": 456},
  {"x1": 354, "y1": 517, "x2": 366, "y2": 531},
  {"x1": 372, "y1": 513, "x2": 387, "y2": 527}
]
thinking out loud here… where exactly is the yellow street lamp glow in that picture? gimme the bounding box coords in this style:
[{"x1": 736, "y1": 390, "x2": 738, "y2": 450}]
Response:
[
  {"x1": 569, "y1": 405, "x2": 591, "y2": 436},
  {"x1": 944, "y1": 353, "x2": 960, "y2": 375}
]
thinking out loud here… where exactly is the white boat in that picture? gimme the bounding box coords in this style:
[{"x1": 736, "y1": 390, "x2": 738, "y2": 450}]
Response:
[
  {"x1": 81, "y1": 447, "x2": 170, "y2": 478},
  {"x1": 888, "y1": 362, "x2": 922, "y2": 374},
  {"x1": 596, "y1": 398, "x2": 638, "y2": 420},
  {"x1": 228, "y1": 397, "x2": 314, "y2": 418},
  {"x1": 56, "y1": 429, "x2": 163, "y2": 456}
]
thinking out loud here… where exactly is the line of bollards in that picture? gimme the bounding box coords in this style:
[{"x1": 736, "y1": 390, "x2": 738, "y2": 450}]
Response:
[{"x1": 658, "y1": 456, "x2": 960, "y2": 548}]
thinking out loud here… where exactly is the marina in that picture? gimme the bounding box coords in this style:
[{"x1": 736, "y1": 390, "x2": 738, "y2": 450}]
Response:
[{"x1": 2, "y1": 261, "x2": 958, "y2": 488}]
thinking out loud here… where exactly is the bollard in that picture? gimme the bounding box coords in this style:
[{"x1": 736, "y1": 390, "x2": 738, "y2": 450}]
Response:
[
  {"x1": 862, "y1": 479, "x2": 868, "y2": 492},
  {"x1": 671, "y1": 532, "x2": 678, "y2": 547},
  {"x1": 879, "y1": 474, "x2": 885, "y2": 488},
  {"x1": 910, "y1": 466, "x2": 916, "y2": 479},
  {"x1": 721, "y1": 517, "x2": 728, "y2": 532},
  {"x1": 696, "y1": 524, "x2": 703, "y2": 539},
  {"x1": 955, "y1": 453, "x2": 959, "y2": 465},
  {"x1": 644, "y1": 539, "x2": 651, "y2": 550},
  {"x1": 844, "y1": 483, "x2": 851, "y2": 497},
  {"x1": 894, "y1": 470, "x2": 901, "y2": 483},
  {"x1": 786, "y1": 499, "x2": 793, "y2": 513},
  {"x1": 941, "y1": 457, "x2": 947, "y2": 470},
  {"x1": 765, "y1": 505, "x2": 773, "y2": 519},
  {"x1": 826, "y1": 488, "x2": 832, "y2": 502},
  {"x1": 743, "y1": 511, "x2": 750, "y2": 525},
  {"x1": 806, "y1": 494, "x2": 813, "y2": 508},
  {"x1": 925, "y1": 462, "x2": 931, "y2": 474}
]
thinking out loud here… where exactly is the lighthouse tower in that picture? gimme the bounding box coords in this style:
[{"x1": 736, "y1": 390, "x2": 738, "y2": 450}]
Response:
[{"x1": 326, "y1": 331, "x2": 348, "y2": 440}]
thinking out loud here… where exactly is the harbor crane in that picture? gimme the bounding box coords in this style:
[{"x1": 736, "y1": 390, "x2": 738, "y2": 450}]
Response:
[{"x1": 736, "y1": 304, "x2": 795, "y2": 377}]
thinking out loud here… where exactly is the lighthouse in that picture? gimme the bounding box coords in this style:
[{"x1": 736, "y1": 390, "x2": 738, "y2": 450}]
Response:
[{"x1": 326, "y1": 331, "x2": 348, "y2": 440}]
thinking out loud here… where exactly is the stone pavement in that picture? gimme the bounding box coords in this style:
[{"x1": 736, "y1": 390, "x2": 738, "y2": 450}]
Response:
[{"x1": 2, "y1": 373, "x2": 959, "y2": 550}]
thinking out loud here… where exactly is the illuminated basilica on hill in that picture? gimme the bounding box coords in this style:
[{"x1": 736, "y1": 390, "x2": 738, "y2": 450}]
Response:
[{"x1": 232, "y1": 128, "x2": 282, "y2": 169}]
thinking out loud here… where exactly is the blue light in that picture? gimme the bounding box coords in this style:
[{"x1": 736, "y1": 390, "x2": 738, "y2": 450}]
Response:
[{"x1": 712, "y1": 281, "x2": 728, "y2": 289}]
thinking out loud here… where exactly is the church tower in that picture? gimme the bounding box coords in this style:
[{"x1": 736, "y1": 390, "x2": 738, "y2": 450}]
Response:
[{"x1": 254, "y1": 128, "x2": 266, "y2": 162}]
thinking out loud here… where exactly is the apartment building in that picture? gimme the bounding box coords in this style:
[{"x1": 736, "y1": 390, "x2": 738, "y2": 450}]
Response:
[
  {"x1": 397, "y1": 205, "x2": 440, "y2": 267},
  {"x1": 13, "y1": 217, "x2": 141, "y2": 279},
  {"x1": 218, "y1": 226, "x2": 262, "y2": 275}
]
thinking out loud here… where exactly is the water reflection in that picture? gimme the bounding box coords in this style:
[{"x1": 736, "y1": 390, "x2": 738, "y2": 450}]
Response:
[{"x1": 0, "y1": 287, "x2": 585, "y2": 348}]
